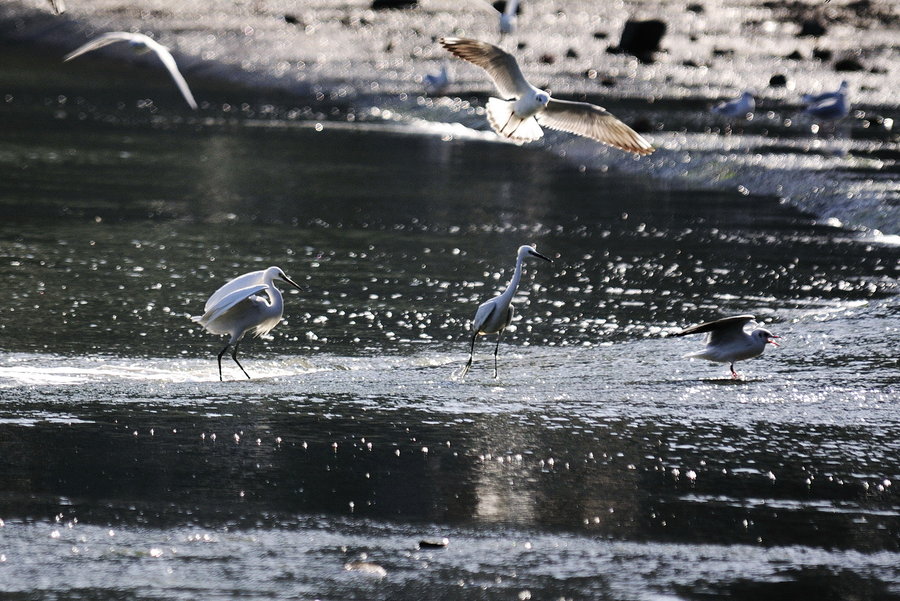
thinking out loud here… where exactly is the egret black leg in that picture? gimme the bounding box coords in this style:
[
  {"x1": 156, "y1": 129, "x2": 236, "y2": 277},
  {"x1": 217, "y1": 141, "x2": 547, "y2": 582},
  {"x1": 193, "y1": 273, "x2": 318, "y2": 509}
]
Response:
[
  {"x1": 461, "y1": 332, "x2": 477, "y2": 379},
  {"x1": 217, "y1": 344, "x2": 230, "y2": 382},
  {"x1": 231, "y1": 341, "x2": 251, "y2": 379},
  {"x1": 493, "y1": 329, "x2": 504, "y2": 379},
  {"x1": 730, "y1": 362, "x2": 738, "y2": 379}
]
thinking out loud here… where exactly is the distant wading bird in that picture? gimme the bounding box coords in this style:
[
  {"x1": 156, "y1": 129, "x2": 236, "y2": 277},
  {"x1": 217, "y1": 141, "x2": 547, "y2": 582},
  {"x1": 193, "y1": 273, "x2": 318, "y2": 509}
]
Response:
[
  {"x1": 64, "y1": 32, "x2": 198, "y2": 110},
  {"x1": 192, "y1": 266, "x2": 304, "y2": 381},
  {"x1": 673, "y1": 315, "x2": 780, "y2": 379},
  {"x1": 460, "y1": 245, "x2": 552, "y2": 379},
  {"x1": 711, "y1": 90, "x2": 755, "y2": 119},
  {"x1": 801, "y1": 81, "x2": 850, "y2": 123},
  {"x1": 439, "y1": 37, "x2": 654, "y2": 154}
]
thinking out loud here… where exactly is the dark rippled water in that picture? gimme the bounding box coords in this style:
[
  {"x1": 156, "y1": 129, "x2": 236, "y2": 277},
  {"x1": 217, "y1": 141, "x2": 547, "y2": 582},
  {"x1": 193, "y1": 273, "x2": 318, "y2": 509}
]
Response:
[{"x1": 0, "y1": 50, "x2": 898, "y2": 600}]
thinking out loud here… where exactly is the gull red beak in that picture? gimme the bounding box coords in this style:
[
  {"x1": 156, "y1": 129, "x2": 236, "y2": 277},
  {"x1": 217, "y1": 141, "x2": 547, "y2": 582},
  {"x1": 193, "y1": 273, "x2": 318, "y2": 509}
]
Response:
[{"x1": 768, "y1": 335, "x2": 781, "y2": 347}]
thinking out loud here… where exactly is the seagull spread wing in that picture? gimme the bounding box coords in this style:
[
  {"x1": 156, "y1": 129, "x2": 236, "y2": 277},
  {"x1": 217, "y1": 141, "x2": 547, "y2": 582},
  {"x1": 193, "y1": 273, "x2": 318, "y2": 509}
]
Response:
[
  {"x1": 439, "y1": 37, "x2": 531, "y2": 99},
  {"x1": 145, "y1": 39, "x2": 199, "y2": 109},
  {"x1": 675, "y1": 314, "x2": 756, "y2": 345},
  {"x1": 538, "y1": 98, "x2": 654, "y2": 155},
  {"x1": 63, "y1": 32, "x2": 143, "y2": 62}
]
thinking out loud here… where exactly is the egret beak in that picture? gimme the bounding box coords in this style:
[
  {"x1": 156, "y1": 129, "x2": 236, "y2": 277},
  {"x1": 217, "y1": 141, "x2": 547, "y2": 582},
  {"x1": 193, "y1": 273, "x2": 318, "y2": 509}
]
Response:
[
  {"x1": 279, "y1": 274, "x2": 305, "y2": 292},
  {"x1": 529, "y1": 250, "x2": 553, "y2": 263},
  {"x1": 768, "y1": 335, "x2": 780, "y2": 347}
]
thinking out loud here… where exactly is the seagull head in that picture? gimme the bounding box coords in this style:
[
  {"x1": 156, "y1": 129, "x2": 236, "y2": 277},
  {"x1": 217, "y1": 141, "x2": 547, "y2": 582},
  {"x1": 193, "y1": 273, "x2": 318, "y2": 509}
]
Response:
[
  {"x1": 756, "y1": 328, "x2": 780, "y2": 346},
  {"x1": 534, "y1": 92, "x2": 550, "y2": 106}
]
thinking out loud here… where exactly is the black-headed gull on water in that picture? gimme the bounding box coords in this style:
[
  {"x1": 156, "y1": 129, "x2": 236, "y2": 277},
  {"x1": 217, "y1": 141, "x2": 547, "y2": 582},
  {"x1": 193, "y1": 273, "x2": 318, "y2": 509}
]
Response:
[
  {"x1": 674, "y1": 315, "x2": 780, "y2": 379},
  {"x1": 439, "y1": 37, "x2": 654, "y2": 155}
]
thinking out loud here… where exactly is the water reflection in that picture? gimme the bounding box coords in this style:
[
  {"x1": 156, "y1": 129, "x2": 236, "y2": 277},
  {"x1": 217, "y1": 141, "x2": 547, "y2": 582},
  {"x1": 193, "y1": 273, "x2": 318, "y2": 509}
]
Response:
[{"x1": 0, "y1": 56, "x2": 898, "y2": 600}]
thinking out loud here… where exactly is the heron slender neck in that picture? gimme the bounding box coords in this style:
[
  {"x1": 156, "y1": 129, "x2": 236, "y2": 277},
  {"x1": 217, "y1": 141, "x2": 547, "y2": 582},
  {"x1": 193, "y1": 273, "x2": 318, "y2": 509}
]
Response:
[
  {"x1": 499, "y1": 254, "x2": 526, "y2": 303},
  {"x1": 263, "y1": 279, "x2": 284, "y2": 311}
]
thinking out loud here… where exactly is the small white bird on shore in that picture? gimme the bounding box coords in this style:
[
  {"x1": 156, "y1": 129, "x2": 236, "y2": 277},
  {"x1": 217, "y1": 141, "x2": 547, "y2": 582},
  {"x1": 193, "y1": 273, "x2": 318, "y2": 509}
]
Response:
[
  {"x1": 460, "y1": 245, "x2": 552, "y2": 380},
  {"x1": 192, "y1": 266, "x2": 304, "y2": 381},
  {"x1": 439, "y1": 37, "x2": 654, "y2": 154},
  {"x1": 498, "y1": 0, "x2": 520, "y2": 35},
  {"x1": 711, "y1": 90, "x2": 755, "y2": 119},
  {"x1": 673, "y1": 315, "x2": 780, "y2": 379},
  {"x1": 64, "y1": 32, "x2": 198, "y2": 110},
  {"x1": 424, "y1": 62, "x2": 450, "y2": 95},
  {"x1": 802, "y1": 80, "x2": 848, "y2": 105}
]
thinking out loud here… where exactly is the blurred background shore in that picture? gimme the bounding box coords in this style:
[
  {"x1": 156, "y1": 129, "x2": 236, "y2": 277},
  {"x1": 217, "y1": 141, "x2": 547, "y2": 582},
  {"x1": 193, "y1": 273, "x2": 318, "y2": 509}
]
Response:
[{"x1": 1, "y1": 0, "x2": 898, "y2": 234}]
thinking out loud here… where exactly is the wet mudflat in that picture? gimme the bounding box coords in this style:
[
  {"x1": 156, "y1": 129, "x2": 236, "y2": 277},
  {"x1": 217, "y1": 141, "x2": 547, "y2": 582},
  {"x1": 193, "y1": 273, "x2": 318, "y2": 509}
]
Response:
[{"x1": 0, "y1": 48, "x2": 899, "y2": 601}]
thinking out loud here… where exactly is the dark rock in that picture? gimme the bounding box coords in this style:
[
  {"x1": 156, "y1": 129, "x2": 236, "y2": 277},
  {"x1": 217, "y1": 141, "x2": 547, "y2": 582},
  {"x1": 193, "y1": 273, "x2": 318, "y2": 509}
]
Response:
[
  {"x1": 609, "y1": 19, "x2": 667, "y2": 63},
  {"x1": 689, "y1": 34, "x2": 698, "y2": 42},
  {"x1": 283, "y1": 14, "x2": 301, "y2": 25},
  {"x1": 418, "y1": 538, "x2": 449, "y2": 549},
  {"x1": 785, "y1": 50, "x2": 803, "y2": 60},
  {"x1": 371, "y1": 0, "x2": 416, "y2": 9},
  {"x1": 686, "y1": 3, "x2": 704, "y2": 13},
  {"x1": 630, "y1": 117, "x2": 654, "y2": 133},
  {"x1": 869, "y1": 65, "x2": 887, "y2": 74},
  {"x1": 769, "y1": 74, "x2": 788, "y2": 87},
  {"x1": 566, "y1": 48, "x2": 578, "y2": 59},
  {"x1": 812, "y1": 48, "x2": 833, "y2": 61},
  {"x1": 517, "y1": 42, "x2": 527, "y2": 50},
  {"x1": 682, "y1": 59, "x2": 700, "y2": 67},
  {"x1": 593, "y1": 32, "x2": 608, "y2": 40},
  {"x1": 834, "y1": 57, "x2": 865, "y2": 71},
  {"x1": 539, "y1": 53, "x2": 556, "y2": 64},
  {"x1": 712, "y1": 48, "x2": 734, "y2": 57},
  {"x1": 798, "y1": 19, "x2": 827, "y2": 37},
  {"x1": 600, "y1": 78, "x2": 616, "y2": 88}
]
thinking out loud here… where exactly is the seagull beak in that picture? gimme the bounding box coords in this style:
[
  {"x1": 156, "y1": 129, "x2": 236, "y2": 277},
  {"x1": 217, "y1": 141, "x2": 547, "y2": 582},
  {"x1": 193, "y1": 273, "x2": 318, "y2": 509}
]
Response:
[
  {"x1": 768, "y1": 335, "x2": 781, "y2": 347},
  {"x1": 280, "y1": 274, "x2": 305, "y2": 292},
  {"x1": 529, "y1": 250, "x2": 553, "y2": 263}
]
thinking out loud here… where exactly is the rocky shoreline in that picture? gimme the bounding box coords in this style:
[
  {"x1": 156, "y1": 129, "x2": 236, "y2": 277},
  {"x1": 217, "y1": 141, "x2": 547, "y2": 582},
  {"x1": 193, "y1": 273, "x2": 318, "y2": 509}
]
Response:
[{"x1": 1, "y1": 0, "x2": 898, "y2": 233}]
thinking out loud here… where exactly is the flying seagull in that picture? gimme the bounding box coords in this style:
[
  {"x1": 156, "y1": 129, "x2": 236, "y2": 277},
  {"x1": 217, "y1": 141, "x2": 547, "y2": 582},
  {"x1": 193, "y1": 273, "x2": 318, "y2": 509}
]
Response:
[
  {"x1": 673, "y1": 314, "x2": 780, "y2": 379},
  {"x1": 439, "y1": 37, "x2": 654, "y2": 154},
  {"x1": 64, "y1": 32, "x2": 198, "y2": 110}
]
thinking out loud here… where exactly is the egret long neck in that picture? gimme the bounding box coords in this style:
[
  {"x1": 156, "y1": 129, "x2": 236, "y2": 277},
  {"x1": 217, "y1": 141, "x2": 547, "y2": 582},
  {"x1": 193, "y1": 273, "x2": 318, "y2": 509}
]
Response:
[
  {"x1": 499, "y1": 255, "x2": 525, "y2": 303},
  {"x1": 265, "y1": 284, "x2": 284, "y2": 315}
]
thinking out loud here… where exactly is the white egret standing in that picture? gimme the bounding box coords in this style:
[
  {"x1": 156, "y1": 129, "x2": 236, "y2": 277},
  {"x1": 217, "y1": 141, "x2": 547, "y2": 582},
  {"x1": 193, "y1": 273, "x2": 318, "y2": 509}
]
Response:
[
  {"x1": 460, "y1": 245, "x2": 552, "y2": 379},
  {"x1": 673, "y1": 315, "x2": 780, "y2": 379},
  {"x1": 64, "y1": 32, "x2": 198, "y2": 110},
  {"x1": 439, "y1": 37, "x2": 654, "y2": 154},
  {"x1": 192, "y1": 266, "x2": 304, "y2": 381}
]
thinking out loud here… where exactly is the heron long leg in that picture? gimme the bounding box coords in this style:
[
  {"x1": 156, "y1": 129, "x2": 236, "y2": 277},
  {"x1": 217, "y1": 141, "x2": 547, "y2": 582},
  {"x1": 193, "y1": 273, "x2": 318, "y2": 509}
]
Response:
[
  {"x1": 216, "y1": 344, "x2": 230, "y2": 382},
  {"x1": 460, "y1": 332, "x2": 477, "y2": 379},
  {"x1": 730, "y1": 362, "x2": 738, "y2": 379},
  {"x1": 231, "y1": 341, "x2": 251, "y2": 379},
  {"x1": 493, "y1": 329, "x2": 504, "y2": 379}
]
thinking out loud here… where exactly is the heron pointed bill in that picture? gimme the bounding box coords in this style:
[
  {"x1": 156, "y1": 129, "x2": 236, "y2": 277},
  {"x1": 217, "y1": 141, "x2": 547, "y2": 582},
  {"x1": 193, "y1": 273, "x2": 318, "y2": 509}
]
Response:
[
  {"x1": 279, "y1": 273, "x2": 304, "y2": 292},
  {"x1": 529, "y1": 249, "x2": 552, "y2": 262}
]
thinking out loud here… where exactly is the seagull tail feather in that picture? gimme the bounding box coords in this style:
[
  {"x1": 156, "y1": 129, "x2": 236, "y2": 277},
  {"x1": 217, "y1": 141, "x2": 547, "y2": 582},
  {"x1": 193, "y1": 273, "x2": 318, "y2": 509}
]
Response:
[{"x1": 486, "y1": 98, "x2": 543, "y2": 143}]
